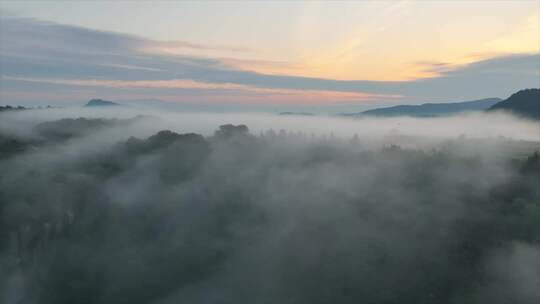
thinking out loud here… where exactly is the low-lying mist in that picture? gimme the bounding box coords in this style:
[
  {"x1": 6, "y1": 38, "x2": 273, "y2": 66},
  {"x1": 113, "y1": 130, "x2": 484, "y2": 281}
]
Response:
[
  {"x1": 2, "y1": 107, "x2": 540, "y2": 140},
  {"x1": 1, "y1": 108, "x2": 539, "y2": 304}
]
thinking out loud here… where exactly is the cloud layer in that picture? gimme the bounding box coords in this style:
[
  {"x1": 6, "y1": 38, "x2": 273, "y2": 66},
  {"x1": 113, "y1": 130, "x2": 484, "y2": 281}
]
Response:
[{"x1": 1, "y1": 17, "x2": 538, "y2": 108}]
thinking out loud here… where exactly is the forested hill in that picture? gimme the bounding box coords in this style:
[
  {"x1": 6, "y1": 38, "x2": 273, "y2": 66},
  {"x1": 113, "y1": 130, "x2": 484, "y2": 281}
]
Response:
[{"x1": 85, "y1": 99, "x2": 121, "y2": 107}]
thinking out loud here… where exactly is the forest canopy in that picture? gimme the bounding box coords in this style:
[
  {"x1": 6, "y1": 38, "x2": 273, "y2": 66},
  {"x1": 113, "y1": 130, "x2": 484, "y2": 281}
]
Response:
[{"x1": 1, "y1": 112, "x2": 540, "y2": 304}]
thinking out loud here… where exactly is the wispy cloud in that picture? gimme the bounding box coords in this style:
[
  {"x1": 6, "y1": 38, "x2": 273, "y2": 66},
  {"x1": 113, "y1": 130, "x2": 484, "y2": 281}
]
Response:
[
  {"x1": 412, "y1": 61, "x2": 455, "y2": 75},
  {"x1": 144, "y1": 40, "x2": 255, "y2": 54}
]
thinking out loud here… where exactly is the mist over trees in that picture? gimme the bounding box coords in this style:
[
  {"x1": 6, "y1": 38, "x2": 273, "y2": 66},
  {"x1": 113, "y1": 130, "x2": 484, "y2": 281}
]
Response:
[{"x1": 1, "y1": 113, "x2": 540, "y2": 304}]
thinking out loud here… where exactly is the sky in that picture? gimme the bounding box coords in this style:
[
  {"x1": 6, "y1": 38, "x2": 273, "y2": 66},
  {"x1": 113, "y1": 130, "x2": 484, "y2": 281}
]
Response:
[{"x1": 0, "y1": 0, "x2": 539, "y2": 112}]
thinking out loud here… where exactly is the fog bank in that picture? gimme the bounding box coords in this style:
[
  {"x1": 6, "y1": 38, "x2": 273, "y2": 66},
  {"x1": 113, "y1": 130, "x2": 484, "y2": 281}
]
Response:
[{"x1": 1, "y1": 109, "x2": 539, "y2": 304}]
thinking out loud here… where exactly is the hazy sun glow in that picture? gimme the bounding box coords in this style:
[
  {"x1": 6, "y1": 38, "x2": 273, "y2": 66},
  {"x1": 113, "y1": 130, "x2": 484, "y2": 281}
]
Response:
[{"x1": 128, "y1": 1, "x2": 540, "y2": 81}]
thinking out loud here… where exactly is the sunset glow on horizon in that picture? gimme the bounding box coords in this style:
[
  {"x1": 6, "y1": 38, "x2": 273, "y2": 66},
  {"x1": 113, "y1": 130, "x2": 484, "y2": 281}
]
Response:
[{"x1": 0, "y1": 1, "x2": 538, "y2": 110}]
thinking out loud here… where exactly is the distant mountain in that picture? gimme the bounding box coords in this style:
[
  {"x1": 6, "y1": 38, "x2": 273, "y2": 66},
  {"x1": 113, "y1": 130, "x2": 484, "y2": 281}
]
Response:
[
  {"x1": 85, "y1": 99, "x2": 121, "y2": 107},
  {"x1": 488, "y1": 89, "x2": 540, "y2": 119},
  {"x1": 1, "y1": 105, "x2": 55, "y2": 112},
  {"x1": 279, "y1": 112, "x2": 315, "y2": 116},
  {"x1": 344, "y1": 98, "x2": 501, "y2": 117}
]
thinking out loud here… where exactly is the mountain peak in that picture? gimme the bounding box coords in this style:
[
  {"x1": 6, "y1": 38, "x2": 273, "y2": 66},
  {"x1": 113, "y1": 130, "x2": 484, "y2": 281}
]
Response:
[{"x1": 488, "y1": 89, "x2": 540, "y2": 119}]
